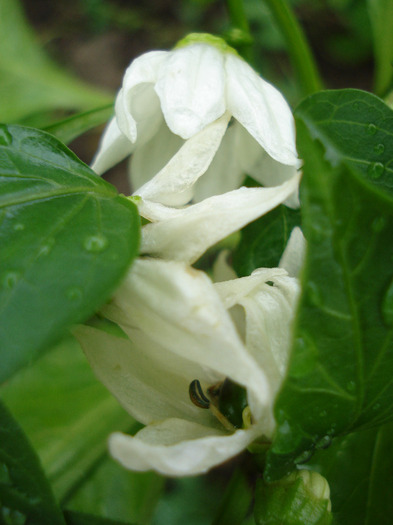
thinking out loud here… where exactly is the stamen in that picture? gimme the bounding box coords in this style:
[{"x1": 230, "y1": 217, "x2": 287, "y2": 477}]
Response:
[{"x1": 189, "y1": 379, "x2": 210, "y2": 409}]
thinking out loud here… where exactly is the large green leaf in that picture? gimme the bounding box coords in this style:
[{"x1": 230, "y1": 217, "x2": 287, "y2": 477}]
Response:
[
  {"x1": 0, "y1": 0, "x2": 111, "y2": 125},
  {"x1": 1, "y1": 334, "x2": 137, "y2": 501},
  {"x1": 0, "y1": 124, "x2": 140, "y2": 382},
  {"x1": 265, "y1": 90, "x2": 393, "y2": 480},
  {"x1": 0, "y1": 399, "x2": 65, "y2": 525},
  {"x1": 367, "y1": 0, "x2": 393, "y2": 96},
  {"x1": 232, "y1": 204, "x2": 301, "y2": 277},
  {"x1": 64, "y1": 510, "x2": 131, "y2": 525},
  {"x1": 309, "y1": 422, "x2": 393, "y2": 525},
  {"x1": 66, "y1": 457, "x2": 164, "y2": 525}
]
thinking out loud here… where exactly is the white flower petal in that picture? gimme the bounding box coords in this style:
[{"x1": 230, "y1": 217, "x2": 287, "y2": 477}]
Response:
[
  {"x1": 91, "y1": 117, "x2": 134, "y2": 175},
  {"x1": 140, "y1": 172, "x2": 301, "y2": 263},
  {"x1": 75, "y1": 325, "x2": 219, "y2": 428},
  {"x1": 155, "y1": 44, "x2": 226, "y2": 138},
  {"x1": 225, "y1": 54, "x2": 298, "y2": 167},
  {"x1": 239, "y1": 275, "x2": 299, "y2": 392},
  {"x1": 130, "y1": 119, "x2": 184, "y2": 193},
  {"x1": 116, "y1": 51, "x2": 168, "y2": 143},
  {"x1": 109, "y1": 418, "x2": 261, "y2": 476},
  {"x1": 193, "y1": 120, "x2": 249, "y2": 202},
  {"x1": 103, "y1": 258, "x2": 272, "y2": 423},
  {"x1": 279, "y1": 226, "x2": 306, "y2": 277},
  {"x1": 136, "y1": 112, "x2": 230, "y2": 206}
]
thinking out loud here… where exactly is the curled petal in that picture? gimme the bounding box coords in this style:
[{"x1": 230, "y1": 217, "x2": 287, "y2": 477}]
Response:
[
  {"x1": 279, "y1": 226, "x2": 306, "y2": 277},
  {"x1": 225, "y1": 54, "x2": 299, "y2": 167},
  {"x1": 91, "y1": 118, "x2": 134, "y2": 175},
  {"x1": 139, "y1": 172, "x2": 301, "y2": 263},
  {"x1": 75, "y1": 325, "x2": 218, "y2": 428},
  {"x1": 109, "y1": 418, "x2": 262, "y2": 476},
  {"x1": 136, "y1": 112, "x2": 230, "y2": 206},
  {"x1": 103, "y1": 258, "x2": 270, "y2": 416},
  {"x1": 155, "y1": 44, "x2": 226, "y2": 138},
  {"x1": 116, "y1": 51, "x2": 168, "y2": 143}
]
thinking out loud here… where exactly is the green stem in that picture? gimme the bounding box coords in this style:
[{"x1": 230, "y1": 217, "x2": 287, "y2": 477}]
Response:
[
  {"x1": 262, "y1": 0, "x2": 323, "y2": 96},
  {"x1": 225, "y1": 0, "x2": 253, "y2": 62},
  {"x1": 212, "y1": 465, "x2": 253, "y2": 525},
  {"x1": 226, "y1": 0, "x2": 250, "y2": 32}
]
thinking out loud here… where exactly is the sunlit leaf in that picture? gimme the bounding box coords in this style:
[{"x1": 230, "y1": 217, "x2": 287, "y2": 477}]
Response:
[
  {"x1": 1, "y1": 334, "x2": 137, "y2": 501},
  {"x1": 0, "y1": 0, "x2": 111, "y2": 125}
]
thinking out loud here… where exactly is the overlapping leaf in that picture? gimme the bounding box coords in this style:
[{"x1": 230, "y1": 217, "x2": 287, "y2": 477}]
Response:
[
  {"x1": 265, "y1": 89, "x2": 393, "y2": 479},
  {"x1": 0, "y1": 124, "x2": 140, "y2": 381}
]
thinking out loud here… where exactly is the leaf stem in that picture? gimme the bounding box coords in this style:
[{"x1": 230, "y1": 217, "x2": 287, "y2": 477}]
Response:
[
  {"x1": 261, "y1": 0, "x2": 323, "y2": 96},
  {"x1": 225, "y1": 0, "x2": 254, "y2": 62}
]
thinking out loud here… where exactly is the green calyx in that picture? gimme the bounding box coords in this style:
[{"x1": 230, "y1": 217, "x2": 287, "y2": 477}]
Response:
[{"x1": 175, "y1": 33, "x2": 239, "y2": 56}]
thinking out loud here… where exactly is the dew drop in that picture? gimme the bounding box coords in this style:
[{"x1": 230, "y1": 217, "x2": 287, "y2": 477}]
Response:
[
  {"x1": 3, "y1": 271, "x2": 20, "y2": 289},
  {"x1": 372, "y1": 402, "x2": 381, "y2": 411},
  {"x1": 346, "y1": 380, "x2": 356, "y2": 393},
  {"x1": 368, "y1": 162, "x2": 384, "y2": 179},
  {"x1": 374, "y1": 143, "x2": 385, "y2": 155},
  {"x1": 83, "y1": 234, "x2": 108, "y2": 253},
  {"x1": 0, "y1": 125, "x2": 12, "y2": 146},
  {"x1": 382, "y1": 278, "x2": 393, "y2": 326},
  {"x1": 352, "y1": 102, "x2": 361, "y2": 111},
  {"x1": 38, "y1": 238, "x2": 54, "y2": 257},
  {"x1": 294, "y1": 449, "x2": 313, "y2": 465},
  {"x1": 366, "y1": 123, "x2": 377, "y2": 135},
  {"x1": 13, "y1": 223, "x2": 25, "y2": 231},
  {"x1": 372, "y1": 216, "x2": 385, "y2": 232},
  {"x1": 66, "y1": 287, "x2": 83, "y2": 302},
  {"x1": 316, "y1": 435, "x2": 332, "y2": 450}
]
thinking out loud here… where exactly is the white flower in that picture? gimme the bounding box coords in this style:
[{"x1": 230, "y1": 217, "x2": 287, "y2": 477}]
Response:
[
  {"x1": 75, "y1": 233, "x2": 302, "y2": 476},
  {"x1": 92, "y1": 34, "x2": 300, "y2": 211}
]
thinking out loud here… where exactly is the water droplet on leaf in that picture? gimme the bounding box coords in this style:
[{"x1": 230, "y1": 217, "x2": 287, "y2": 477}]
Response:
[
  {"x1": 13, "y1": 223, "x2": 25, "y2": 231},
  {"x1": 352, "y1": 102, "x2": 361, "y2": 111},
  {"x1": 316, "y1": 435, "x2": 332, "y2": 450},
  {"x1": 0, "y1": 125, "x2": 12, "y2": 146},
  {"x1": 38, "y1": 238, "x2": 54, "y2": 256},
  {"x1": 3, "y1": 271, "x2": 20, "y2": 289},
  {"x1": 83, "y1": 234, "x2": 108, "y2": 253},
  {"x1": 372, "y1": 402, "x2": 381, "y2": 411},
  {"x1": 382, "y1": 278, "x2": 393, "y2": 326},
  {"x1": 294, "y1": 449, "x2": 313, "y2": 464},
  {"x1": 368, "y1": 162, "x2": 384, "y2": 179},
  {"x1": 374, "y1": 143, "x2": 385, "y2": 155},
  {"x1": 366, "y1": 123, "x2": 377, "y2": 135},
  {"x1": 66, "y1": 287, "x2": 83, "y2": 301}
]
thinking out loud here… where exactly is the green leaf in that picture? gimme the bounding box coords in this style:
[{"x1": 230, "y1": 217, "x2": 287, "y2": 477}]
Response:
[
  {"x1": 232, "y1": 204, "x2": 301, "y2": 277},
  {"x1": 0, "y1": 0, "x2": 111, "y2": 125},
  {"x1": 309, "y1": 422, "x2": 393, "y2": 525},
  {"x1": 43, "y1": 105, "x2": 114, "y2": 145},
  {"x1": 0, "y1": 399, "x2": 65, "y2": 525},
  {"x1": 65, "y1": 456, "x2": 164, "y2": 525},
  {"x1": 1, "y1": 334, "x2": 137, "y2": 501},
  {"x1": 254, "y1": 470, "x2": 332, "y2": 525},
  {"x1": 265, "y1": 90, "x2": 393, "y2": 480},
  {"x1": 64, "y1": 509, "x2": 131, "y2": 525},
  {"x1": 367, "y1": 0, "x2": 393, "y2": 96},
  {"x1": 0, "y1": 124, "x2": 140, "y2": 382}
]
